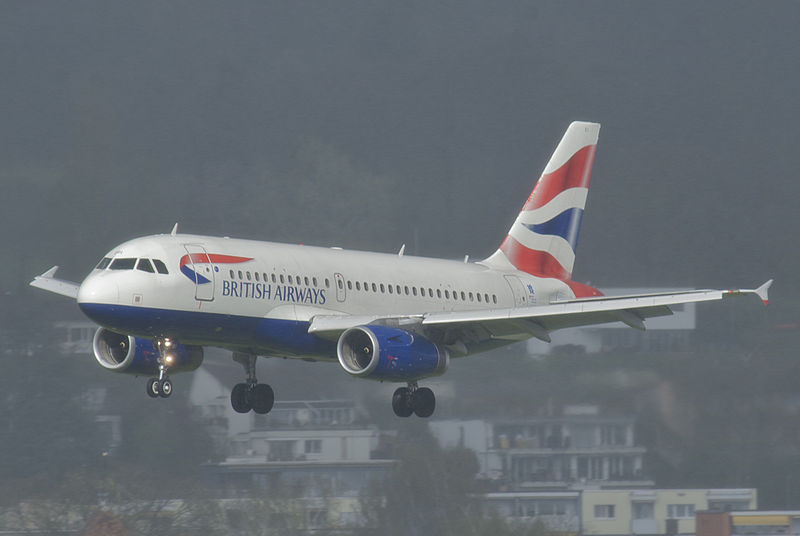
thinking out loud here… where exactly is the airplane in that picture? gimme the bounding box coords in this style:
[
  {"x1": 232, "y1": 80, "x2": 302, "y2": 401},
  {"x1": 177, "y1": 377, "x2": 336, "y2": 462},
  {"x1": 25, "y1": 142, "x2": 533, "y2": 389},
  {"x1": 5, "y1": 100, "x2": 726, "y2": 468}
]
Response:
[{"x1": 30, "y1": 121, "x2": 772, "y2": 418}]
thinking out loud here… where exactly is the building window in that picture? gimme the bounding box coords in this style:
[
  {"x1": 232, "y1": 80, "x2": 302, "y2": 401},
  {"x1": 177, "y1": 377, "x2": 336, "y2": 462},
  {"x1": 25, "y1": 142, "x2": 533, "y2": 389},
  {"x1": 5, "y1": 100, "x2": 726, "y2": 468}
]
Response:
[
  {"x1": 304, "y1": 439, "x2": 322, "y2": 454},
  {"x1": 595, "y1": 505, "x2": 615, "y2": 519},
  {"x1": 667, "y1": 504, "x2": 695, "y2": 519}
]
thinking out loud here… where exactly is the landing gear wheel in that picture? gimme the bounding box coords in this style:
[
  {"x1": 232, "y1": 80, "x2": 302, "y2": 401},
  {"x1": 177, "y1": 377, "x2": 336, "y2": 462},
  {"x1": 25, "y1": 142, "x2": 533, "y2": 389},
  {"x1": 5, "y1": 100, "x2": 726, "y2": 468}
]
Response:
[
  {"x1": 392, "y1": 387, "x2": 413, "y2": 418},
  {"x1": 411, "y1": 387, "x2": 436, "y2": 418},
  {"x1": 159, "y1": 378, "x2": 173, "y2": 398},
  {"x1": 250, "y1": 383, "x2": 275, "y2": 415},
  {"x1": 146, "y1": 378, "x2": 160, "y2": 398},
  {"x1": 231, "y1": 383, "x2": 252, "y2": 413}
]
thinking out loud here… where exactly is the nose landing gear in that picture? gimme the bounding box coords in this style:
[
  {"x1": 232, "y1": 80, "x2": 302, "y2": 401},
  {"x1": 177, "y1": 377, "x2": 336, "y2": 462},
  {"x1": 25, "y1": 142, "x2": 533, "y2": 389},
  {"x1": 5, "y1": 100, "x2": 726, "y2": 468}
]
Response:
[
  {"x1": 392, "y1": 381, "x2": 436, "y2": 418},
  {"x1": 231, "y1": 353, "x2": 274, "y2": 414},
  {"x1": 146, "y1": 338, "x2": 176, "y2": 399}
]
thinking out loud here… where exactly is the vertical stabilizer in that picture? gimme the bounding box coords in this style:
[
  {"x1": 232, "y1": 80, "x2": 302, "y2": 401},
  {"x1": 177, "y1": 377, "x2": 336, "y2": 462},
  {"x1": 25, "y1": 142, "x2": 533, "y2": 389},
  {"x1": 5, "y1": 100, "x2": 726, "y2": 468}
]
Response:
[{"x1": 483, "y1": 121, "x2": 600, "y2": 280}]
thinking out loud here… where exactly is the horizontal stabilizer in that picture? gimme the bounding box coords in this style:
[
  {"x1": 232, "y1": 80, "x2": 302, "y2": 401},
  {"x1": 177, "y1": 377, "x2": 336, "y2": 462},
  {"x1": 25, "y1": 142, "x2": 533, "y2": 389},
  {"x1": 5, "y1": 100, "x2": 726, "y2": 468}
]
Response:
[{"x1": 29, "y1": 266, "x2": 80, "y2": 299}]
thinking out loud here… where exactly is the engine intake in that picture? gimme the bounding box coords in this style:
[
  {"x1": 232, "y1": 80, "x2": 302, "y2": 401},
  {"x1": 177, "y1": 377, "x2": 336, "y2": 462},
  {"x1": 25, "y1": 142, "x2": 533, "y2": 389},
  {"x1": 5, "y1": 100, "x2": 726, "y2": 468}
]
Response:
[
  {"x1": 337, "y1": 325, "x2": 448, "y2": 382},
  {"x1": 92, "y1": 328, "x2": 203, "y2": 375}
]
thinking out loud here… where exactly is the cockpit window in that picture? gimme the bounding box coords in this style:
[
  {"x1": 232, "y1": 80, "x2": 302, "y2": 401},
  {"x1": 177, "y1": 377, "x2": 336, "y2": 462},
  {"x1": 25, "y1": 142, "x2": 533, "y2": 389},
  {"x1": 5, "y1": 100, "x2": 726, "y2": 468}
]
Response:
[
  {"x1": 109, "y1": 258, "x2": 137, "y2": 270},
  {"x1": 136, "y1": 258, "x2": 155, "y2": 273},
  {"x1": 152, "y1": 259, "x2": 169, "y2": 274},
  {"x1": 96, "y1": 257, "x2": 112, "y2": 270}
]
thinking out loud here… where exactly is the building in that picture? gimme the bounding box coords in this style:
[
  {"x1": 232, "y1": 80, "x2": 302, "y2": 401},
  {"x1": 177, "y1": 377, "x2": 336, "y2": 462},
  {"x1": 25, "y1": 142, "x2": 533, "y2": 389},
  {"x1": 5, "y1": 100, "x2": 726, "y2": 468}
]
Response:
[
  {"x1": 697, "y1": 510, "x2": 800, "y2": 536},
  {"x1": 430, "y1": 405, "x2": 651, "y2": 490},
  {"x1": 189, "y1": 367, "x2": 394, "y2": 532},
  {"x1": 581, "y1": 489, "x2": 757, "y2": 536}
]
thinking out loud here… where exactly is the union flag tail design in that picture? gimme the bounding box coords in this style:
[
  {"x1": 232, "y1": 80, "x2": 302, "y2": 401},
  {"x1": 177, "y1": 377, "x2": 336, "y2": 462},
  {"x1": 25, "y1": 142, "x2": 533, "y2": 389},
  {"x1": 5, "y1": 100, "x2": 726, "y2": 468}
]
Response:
[{"x1": 484, "y1": 121, "x2": 600, "y2": 280}]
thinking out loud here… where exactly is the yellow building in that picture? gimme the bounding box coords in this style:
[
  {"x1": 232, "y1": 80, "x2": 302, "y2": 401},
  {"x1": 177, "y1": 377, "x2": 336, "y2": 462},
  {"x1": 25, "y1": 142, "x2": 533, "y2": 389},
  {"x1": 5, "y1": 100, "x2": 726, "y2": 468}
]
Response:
[{"x1": 581, "y1": 488, "x2": 757, "y2": 536}]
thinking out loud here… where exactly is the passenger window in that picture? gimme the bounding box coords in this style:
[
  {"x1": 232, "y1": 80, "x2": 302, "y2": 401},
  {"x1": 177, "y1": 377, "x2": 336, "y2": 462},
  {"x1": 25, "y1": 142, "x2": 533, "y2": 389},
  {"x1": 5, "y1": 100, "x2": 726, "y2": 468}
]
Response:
[
  {"x1": 445, "y1": 290, "x2": 450, "y2": 299},
  {"x1": 136, "y1": 259, "x2": 155, "y2": 273},
  {"x1": 313, "y1": 277, "x2": 318, "y2": 287},
  {"x1": 412, "y1": 287, "x2": 417, "y2": 296},
  {"x1": 288, "y1": 275, "x2": 293, "y2": 284},
  {"x1": 230, "y1": 270, "x2": 235, "y2": 279},
  {"x1": 461, "y1": 291, "x2": 466, "y2": 301},
  {"x1": 338, "y1": 279, "x2": 343, "y2": 289},
  {"x1": 428, "y1": 288, "x2": 433, "y2": 297},
  {"x1": 437, "y1": 289, "x2": 442, "y2": 299},
  {"x1": 356, "y1": 281, "x2": 362, "y2": 291},
  {"x1": 96, "y1": 257, "x2": 112, "y2": 270},
  {"x1": 387, "y1": 284, "x2": 392, "y2": 294},
  {"x1": 396, "y1": 285, "x2": 401, "y2": 294},
  {"x1": 325, "y1": 278, "x2": 330, "y2": 288},
  {"x1": 246, "y1": 272, "x2": 252, "y2": 281},
  {"x1": 484, "y1": 293, "x2": 490, "y2": 303},
  {"x1": 109, "y1": 258, "x2": 136, "y2": 270},
  {"x1": 493, "y1": 294, "x2": 498, "y2": 304},
  {"x1": 469, "y1": 292, "x2": 474, "y2": 302},
  {"x1": 420, "y1": 288, "x2": 425, "y2": 297},
  {"x1": 238, "y1": 270, "x2": 243, "y2": 280},
  {"x1": 380, "y1": 283, "x2": 385, "y2": 293},
  {"x1": 347, "y1": 281, "x2": 353, "y2": 290},
  {"x1": 404, "y1": 286, "x2": 409, "y2": 295},
  {"x1": 305, "y1": 277, "x2": 310, "y2": 286},
  {"x1": 272, "y1": 274, "x2": 277, "y2": 283},
  {"x1": 477, "y1": 293, "x2": 482, "y2": 303},
  {"x1": 371, "y1": 283, "x2": 377, "y2": 292},
  {"x1": 280, "y1": 274, "x2": 285, "y2": 284}
]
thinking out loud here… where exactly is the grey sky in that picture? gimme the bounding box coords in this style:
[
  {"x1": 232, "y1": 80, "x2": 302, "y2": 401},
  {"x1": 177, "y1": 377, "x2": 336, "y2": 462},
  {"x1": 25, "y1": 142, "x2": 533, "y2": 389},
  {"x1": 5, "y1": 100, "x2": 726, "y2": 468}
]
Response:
[{"x1": 2, "y1": 1, "x2": 796, "y2": 320}]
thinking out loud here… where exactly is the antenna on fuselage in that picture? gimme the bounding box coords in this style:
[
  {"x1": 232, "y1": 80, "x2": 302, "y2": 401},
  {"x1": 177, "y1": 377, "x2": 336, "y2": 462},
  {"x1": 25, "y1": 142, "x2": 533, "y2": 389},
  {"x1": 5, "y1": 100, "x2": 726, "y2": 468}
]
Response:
[
  {"x1": 170, "y1": 223, "x2": 179, "y2": 236},
  {"x1": 398, "y1": 244, "x2": 406, "y2": 257}
]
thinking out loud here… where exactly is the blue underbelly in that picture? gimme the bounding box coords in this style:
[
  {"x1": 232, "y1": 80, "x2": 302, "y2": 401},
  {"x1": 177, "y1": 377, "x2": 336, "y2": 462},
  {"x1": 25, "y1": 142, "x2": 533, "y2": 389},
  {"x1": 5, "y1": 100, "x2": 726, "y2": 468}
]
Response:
[{"x1": 78, "y1": 302, "x2": 337, "y2": 359}]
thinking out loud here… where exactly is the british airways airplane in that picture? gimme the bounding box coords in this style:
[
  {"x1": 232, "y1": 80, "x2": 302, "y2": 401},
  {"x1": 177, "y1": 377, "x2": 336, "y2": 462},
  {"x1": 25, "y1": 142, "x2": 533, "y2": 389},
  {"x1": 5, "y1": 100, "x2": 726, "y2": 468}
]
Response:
[{"x1": 31, "y1": 122, "x2": 771, "y2": 418}]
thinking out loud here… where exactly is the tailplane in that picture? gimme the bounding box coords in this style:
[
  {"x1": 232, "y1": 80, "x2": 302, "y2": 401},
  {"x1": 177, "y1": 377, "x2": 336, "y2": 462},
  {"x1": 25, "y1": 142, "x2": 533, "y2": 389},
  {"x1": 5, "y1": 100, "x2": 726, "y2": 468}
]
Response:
[{"x1": 483, "y1": 121, "x2": 600, "y2": 280}]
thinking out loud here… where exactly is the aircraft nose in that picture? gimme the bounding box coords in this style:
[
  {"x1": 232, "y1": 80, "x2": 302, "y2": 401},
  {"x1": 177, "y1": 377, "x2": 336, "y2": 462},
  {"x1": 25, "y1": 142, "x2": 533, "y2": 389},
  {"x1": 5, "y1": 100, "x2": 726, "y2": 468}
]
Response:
[{"x1": 77, "y1": 274, "x2": 119, "y2": 305}]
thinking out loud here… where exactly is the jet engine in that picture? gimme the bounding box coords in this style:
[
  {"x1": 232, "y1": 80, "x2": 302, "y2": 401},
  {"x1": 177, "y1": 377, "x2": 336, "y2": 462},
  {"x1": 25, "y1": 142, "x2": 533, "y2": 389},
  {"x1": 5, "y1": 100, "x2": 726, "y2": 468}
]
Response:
[
  {"x1": 92, "y1": 328, "x2": 203, "y2": 376},
  {"x1": 337, "y1": 325, "x2": 448, "y2": 382}
]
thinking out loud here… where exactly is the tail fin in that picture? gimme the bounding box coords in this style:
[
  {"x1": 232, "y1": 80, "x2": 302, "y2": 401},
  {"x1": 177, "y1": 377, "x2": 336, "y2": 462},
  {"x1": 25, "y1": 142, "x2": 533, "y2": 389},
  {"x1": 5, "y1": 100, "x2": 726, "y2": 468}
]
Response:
[{"x1": 483, "y1": 121, "x2": 600, "y2": 280}]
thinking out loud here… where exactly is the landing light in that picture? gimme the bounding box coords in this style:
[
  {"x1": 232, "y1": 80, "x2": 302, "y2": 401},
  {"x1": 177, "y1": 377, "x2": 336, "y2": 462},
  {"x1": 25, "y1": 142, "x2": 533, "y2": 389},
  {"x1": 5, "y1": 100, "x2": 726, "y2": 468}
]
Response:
[{"x1": 164, "y1": 354, "x2": 175, "y2": 365}]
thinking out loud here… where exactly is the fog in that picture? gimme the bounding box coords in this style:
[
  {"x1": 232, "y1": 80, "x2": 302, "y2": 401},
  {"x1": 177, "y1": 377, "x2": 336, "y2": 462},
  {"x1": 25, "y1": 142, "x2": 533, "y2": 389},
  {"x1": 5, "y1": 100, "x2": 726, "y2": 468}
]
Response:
[{"x1": 1, "y1": 1, "x2": 798, "y2": 533}]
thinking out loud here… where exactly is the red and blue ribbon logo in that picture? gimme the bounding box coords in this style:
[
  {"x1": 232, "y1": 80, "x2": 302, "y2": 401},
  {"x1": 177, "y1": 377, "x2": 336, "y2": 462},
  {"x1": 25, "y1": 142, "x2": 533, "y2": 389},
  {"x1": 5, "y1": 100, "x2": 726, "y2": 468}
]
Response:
[{"x1": 179, "y1": 253, "x2": 253, "y2": 284}]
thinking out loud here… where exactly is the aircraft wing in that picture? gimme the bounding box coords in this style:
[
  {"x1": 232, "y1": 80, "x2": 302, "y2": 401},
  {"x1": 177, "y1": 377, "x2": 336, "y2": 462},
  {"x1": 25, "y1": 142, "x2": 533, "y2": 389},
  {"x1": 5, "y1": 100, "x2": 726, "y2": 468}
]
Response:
[
  {"x1": 308, "y1": 280, "x2": 772, "y2": 348},
  {"x1": 29, "y1": 266, "x2": 80, "y2": 299}
]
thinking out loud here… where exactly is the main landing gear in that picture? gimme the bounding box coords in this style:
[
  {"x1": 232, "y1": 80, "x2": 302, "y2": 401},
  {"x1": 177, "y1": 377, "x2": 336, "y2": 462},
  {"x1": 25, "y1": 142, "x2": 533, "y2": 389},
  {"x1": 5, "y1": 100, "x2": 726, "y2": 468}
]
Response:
[
  {"x1": 230, "y1": 353, "x2": 274, "y2": 415},
  {"x1": 392, "y1": 382, "x2": 436, "y2": 418},
  {"x1": 146, "y1": 338, "x2": 175, "y2": 399}
]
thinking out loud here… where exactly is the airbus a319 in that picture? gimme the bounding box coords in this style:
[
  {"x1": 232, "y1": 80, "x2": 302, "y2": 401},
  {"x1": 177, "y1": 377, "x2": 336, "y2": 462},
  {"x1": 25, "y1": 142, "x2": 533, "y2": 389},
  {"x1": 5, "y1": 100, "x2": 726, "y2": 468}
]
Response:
[{"x1": 31, "y1": 122, "x2": 771, "y2": 418}]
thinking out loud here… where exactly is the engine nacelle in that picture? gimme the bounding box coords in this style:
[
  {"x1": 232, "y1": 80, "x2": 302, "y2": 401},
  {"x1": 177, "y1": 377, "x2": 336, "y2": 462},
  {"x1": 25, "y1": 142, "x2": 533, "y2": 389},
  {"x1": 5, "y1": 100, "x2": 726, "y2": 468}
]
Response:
[
  {"x1": 92, "y1": 328, "x2": 203, "y2": 376},
  {"x1": 337, "y1": 325, "x2": 448, "y2": 382}
]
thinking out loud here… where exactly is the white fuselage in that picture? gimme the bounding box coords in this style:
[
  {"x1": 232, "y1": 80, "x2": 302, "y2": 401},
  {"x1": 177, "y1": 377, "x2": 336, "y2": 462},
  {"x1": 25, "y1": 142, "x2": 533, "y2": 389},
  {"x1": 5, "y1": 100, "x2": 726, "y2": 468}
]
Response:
[{"x1": 76, "y1": 234, "x2": 575, "y2": 359}]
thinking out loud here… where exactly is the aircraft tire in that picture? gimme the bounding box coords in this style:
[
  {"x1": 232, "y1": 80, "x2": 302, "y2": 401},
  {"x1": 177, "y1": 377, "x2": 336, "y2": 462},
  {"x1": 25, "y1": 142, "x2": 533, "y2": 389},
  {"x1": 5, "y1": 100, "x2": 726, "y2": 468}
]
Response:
[
  {"x1": 231, "y1": 383, "x2": 252, "y2": 413},
  {"x1": 250, "y1": 384, "x2": 275, "y2": 415},
  {"x1": 146, "y1": 378, "x2": 160, "y2": 398},
  {"x1": 411, "y1": 387, "x2": 435, "y2": 418},
  {"x1": 392, "y1": 387, "x2": 413, "y2": 418},
  {"x1": 159, "y1": 378, "x2": 173, "y2": 398}
]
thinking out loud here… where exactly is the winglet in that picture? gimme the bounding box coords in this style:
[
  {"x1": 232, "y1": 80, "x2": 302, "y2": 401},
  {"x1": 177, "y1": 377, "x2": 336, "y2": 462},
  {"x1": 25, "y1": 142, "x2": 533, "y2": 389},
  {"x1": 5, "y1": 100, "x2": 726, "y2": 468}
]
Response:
[
  {"x1": 40, "y1": 265, "x2": 59, "y2": 279},
  {"x1": 30, "y1": 266, "x2": 80, "y2": 299},
  {"x1": 723, "y1": 279, "x2": 773, "y2": 305},
  {"x1": 755, "y1": 279, "x2": 773, "y2": 305}
]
